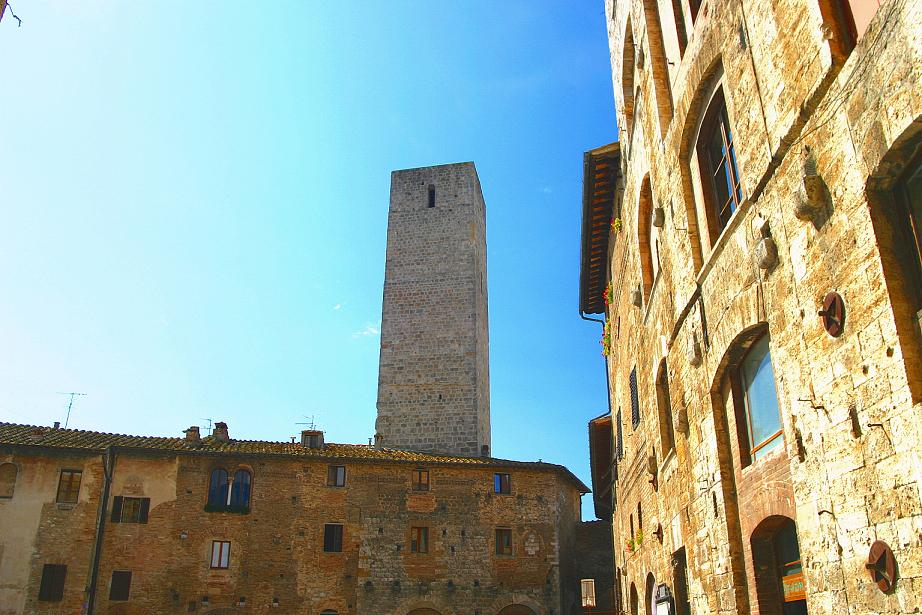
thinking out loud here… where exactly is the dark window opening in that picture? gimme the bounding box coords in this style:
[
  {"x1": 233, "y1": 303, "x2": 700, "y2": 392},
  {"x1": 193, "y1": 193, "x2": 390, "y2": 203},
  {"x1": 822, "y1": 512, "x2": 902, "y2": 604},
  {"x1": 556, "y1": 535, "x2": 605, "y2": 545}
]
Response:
[
  {"x1": 672, "y1": 0, "x2": 688, "y2": 57},
  {"x1": 38, "y1": 564, "x2": 67, "y2": 602},
  {"x1": 411, "y1": 526, "x2": 429, "y2": 553},
  {"x1": 109, "y1": 570, "x2": 132, "y2": 601},
  {"x1": 56, "y1": 470, "x2": 82, "y2": 504},
  {"x1": 697, "y1": 89, "x2": 743, "y2": 243},
  {"x1": 630, "y1": 368, "x2": 640, "y2": 429},
  {"x1": 495, "y1": 528, "x2": 513, "y2": 555},
  {"x1": 324, "y1": 523, "x2": 344, "y2": 552},
  {"x1": 230, "y1": 469, "x2": 251, "y2": 507},
  {"x1": 616, "y1": 409, "x2": 624, "y2": 459},
  {"x1": 428, "y1": 185, "x2": 436, "y2": 208},
  {"x1": 207, "y1": 469, "x2": 229, "y2": 507},
  {"x1": 637, "y1": 501, "x2": 643, "y2": 531},
  {"x1": 493, "y1": 473, "x2": 511, "y2": 494},
  {"x1": 894, "y1": 149, "x2": 922, "y2": 310},
  {"x1": 672, "y1": 548, "x2": 691, "y2": 615},
  {"x1": 0, "y1": 463, "x2": 17, "y2": 498},
  {"x1": 656, "y1": 361, "x2": 676, "y2": 454},
  {"x1": 413, "y1": 468, "x2": 430, "y2": 491}
]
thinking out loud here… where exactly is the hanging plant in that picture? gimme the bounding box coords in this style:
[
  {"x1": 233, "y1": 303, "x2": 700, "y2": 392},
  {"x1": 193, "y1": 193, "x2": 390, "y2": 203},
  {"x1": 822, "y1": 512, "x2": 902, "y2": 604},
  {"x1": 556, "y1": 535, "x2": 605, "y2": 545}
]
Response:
[
  {"x1": 626, "y1": 537, "x2": 636, "y2": 553},
  {"x1": 600, "y1": 320, "x2": 612, "y2": 356},
  {"x1": 604, "y1": 281, "x2": 614, "y2": 307},
  {"x1": 610, "y1": 217, "x2": 622, "y2": 233}
]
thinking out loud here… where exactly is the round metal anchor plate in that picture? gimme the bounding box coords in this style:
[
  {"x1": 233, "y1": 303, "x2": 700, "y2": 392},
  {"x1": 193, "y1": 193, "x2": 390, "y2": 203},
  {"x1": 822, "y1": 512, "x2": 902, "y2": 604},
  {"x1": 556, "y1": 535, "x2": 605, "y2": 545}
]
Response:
[
  {"x1": 819, "y1": 291, "x2": 845, "y2": 337},
  {"x1": 866, "y1": 540, "x2": 897, "y2": 593}
]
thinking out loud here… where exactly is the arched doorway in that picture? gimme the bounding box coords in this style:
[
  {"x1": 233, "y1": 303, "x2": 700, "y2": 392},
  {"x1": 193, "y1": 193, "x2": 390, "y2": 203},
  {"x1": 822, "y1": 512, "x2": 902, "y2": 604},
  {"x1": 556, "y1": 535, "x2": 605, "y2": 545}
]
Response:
[
  {"x1": 644, "y1": 573, "x2": 656, "y2": 615},
  {"x1": 751, "y1": 516, "x2": 808, "y2": 615},
  {"x1": 497, "y1": 606, "x2": 536, "y2": 615},
  {"x1": 629, "y1": 582, "x2": 639, "y2": 615},
  {"x1": 407, "y1": 609, "x2": 442, "y2": 615}
]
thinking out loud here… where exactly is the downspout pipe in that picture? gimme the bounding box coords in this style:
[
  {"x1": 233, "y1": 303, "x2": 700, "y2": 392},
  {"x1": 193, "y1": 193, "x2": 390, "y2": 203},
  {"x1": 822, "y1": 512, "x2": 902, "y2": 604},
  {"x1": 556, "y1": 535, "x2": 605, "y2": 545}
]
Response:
[
  {"x1": 86, "y1": 447, "x2": 115, "y2": 614},
  {"x1": 580, "y1": 310, "x2": 612, "y2": 418}
]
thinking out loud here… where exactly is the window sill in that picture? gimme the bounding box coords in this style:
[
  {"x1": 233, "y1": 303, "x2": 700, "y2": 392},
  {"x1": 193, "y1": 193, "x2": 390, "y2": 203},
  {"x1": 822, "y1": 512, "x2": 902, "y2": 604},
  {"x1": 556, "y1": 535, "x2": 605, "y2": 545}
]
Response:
[
  {"x1": 203, "y1": 504, "x2": 250, "y2": 514},
  {"x1": 56, "y1": 502, "x2": 76, "y2": 510}
]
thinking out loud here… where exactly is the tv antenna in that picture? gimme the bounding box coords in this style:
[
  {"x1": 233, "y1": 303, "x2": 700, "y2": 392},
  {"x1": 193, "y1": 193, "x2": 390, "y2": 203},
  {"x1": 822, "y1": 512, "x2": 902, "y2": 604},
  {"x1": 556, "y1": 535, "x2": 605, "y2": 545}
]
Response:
[
  {"x1": 295, "y1": 415, "x2": 317, "y2": 431},
  {"x1": 56, "y1": 392, "x2": 86, "y2": 428},
  {"x1": 200, "y1": 418, "x2": 214, "y2": 436}
]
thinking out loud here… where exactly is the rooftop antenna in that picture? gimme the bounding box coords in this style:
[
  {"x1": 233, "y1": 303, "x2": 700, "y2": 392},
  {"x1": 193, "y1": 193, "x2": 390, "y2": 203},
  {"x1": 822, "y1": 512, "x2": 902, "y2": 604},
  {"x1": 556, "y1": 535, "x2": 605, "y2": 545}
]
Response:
[
  {"x1": 200, "y1": 418, "x2": 214, "y2": 436},
  {"x1": 56, "y1": 392, "x2": 86, "y2": 429},
  {"x1": 295, "y1": 415, "x2": 317, "y2": 431}
]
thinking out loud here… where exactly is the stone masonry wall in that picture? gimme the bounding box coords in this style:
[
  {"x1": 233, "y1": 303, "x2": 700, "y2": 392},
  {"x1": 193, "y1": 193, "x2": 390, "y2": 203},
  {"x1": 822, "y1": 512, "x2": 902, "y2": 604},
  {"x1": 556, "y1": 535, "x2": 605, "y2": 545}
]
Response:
[
  {"x1": 376, "y1": 162, "x2": 491, "y2": 457},
  {"x1": 599, "y1": 0, "x2": 922, "y2": 614}
]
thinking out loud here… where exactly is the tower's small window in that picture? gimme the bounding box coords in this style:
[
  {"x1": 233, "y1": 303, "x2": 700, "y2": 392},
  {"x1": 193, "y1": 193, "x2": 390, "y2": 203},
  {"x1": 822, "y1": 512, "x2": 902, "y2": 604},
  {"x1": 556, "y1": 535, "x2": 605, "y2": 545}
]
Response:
[
  {"x1": 427, "y1": 185, "x2": 436, "y2": 208},
  {"x1": 493, "y1": 473, "x2": 511, "y2": 494},
  {"x1": 324, "y1": 523, "x2": 344, "y2": 552}
]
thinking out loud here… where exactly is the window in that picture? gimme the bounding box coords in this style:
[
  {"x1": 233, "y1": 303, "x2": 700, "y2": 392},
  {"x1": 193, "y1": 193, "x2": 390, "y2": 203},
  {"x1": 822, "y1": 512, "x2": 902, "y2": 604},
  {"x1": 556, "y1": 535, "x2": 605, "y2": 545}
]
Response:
[
  {"x1": 229, "y1": 469, "x2": 251, "y2": 507},
  {"x1": 734, "y1": 334, "x2": 783, "y2": 463},
  {"x1": 495, "y1": 528, "x2": 513, "y2": 555},
  {"x1": 629, "y1": 368, "x2": 640, "y2": 429},
  {"x1": 109, "y1": 570, "x2": 132, "y2": 601},
  {"x1": 893, "y1": 149, "x2": 922, "y2": 311},
  {"x1": 638, "y1": 177, "x2": 657, "y2": 299},
  {"x1": 207, "y1": 469, "x2": 229, "y2": 507},
  {"x1": 323, "y1": 524, "x2": 344, "y2": 552},
  {"x1": 111, "y1": 496, "x2": 150, "y2": 523},
  {"x1": 637, "y1": 502, "x2": 643, "y2": 531},
  {"x1": 38, "y1": 564, "x2": 66, "y2": 601},
  {"x1": 210, "y1": 541, "x2": 230, "y2": 569},
  {"x1": 411, "y1": 526, "x2": 429, "y2": 553},
  {"x1": 616, "y1": 409, "x2": 624, "y2": 459},
  {"x1": 656, "y1": 361, "x2": 676, "y2": 454},
  {"x1": 0, "y1": 462, "x2": 16, "y2": 498},
  {"x1": 56, "y1": 470, "x2": 82, "y2": 504},
  {"x1": 671, "y1": 0, "x2": 688, "y2": 57},
  {"x1": 327, "y1": 465, "x2": 346, "y2": 487},
  {"x1": 621, "y1": 18, "x2": 636, "y2": 140},
  {"x1": 672, "y1": 547, "x2": 691, "y2": 615},
  {"x1": 412, "y1": 468, "x2": 429, "y2": 491},
  {"x1": 427, "y1": 184, "x2": 436, "y2": 208},
  {"x1": 493, "y1": 473, "x2": 511, "y2": 494},
  {"x1": 697, "y1": 89, "x2": 743, "y2": 243}
]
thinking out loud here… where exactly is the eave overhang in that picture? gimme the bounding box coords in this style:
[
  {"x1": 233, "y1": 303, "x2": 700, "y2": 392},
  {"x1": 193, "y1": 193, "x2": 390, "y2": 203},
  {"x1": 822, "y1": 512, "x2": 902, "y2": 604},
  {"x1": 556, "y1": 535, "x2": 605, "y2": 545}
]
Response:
[{"x1": 579, "y1": 142, "x2": 621, "y2": 315}]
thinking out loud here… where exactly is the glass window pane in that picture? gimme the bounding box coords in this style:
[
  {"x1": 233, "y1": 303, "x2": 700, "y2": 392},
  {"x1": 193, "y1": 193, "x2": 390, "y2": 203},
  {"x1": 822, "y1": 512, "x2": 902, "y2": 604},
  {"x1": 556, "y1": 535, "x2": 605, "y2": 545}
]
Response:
[{"x1": 741, "y1": 336, "x2": 783, "y2": 459}]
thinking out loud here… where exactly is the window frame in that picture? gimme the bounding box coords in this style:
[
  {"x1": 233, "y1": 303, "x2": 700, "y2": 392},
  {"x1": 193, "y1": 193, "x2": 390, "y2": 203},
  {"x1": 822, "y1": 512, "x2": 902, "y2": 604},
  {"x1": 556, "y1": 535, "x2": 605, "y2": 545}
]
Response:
[
  {"x1": 731, "y1": 334, "x2": 783, "y2": 466},
  {"x1": 323, "y1": 523, "x2": 344, "y2": 553},
  {"x1": 412, "y1": 468, "x2": 430, "y2": 492},
  {"x1": 493, "y1": 472, "x2": 511, "y2": 494},
  {"x1": 327, "y1": 465, "x2": 346, "y2": 488},
  {"x1": 111, "y1": 496, "x2": 150, "y2": 524},
  {"x1": 210, "y1": 541, "x2": 231, "y2": 569},
  {"x1": 629, "y1": 368, "x2": 640, "y2": 430},
  {"x1": 894, "y1": 149, "x2": 922, "y2": 310},
  {"x1": 696, "y1": 88, "x2": 744, "y2": 245},
  {"x1": 410, "y1": 526, "x2": 429, "y2": 553},
  {"x1": 0, "y1": 462, "x2": 17, "y2": 498},
  {"x1": 495, "y1": 527, "x2": 513, "y2": 556},
  {"x1": 56, "y1": 470, "x2": 82, "y2": 504}
]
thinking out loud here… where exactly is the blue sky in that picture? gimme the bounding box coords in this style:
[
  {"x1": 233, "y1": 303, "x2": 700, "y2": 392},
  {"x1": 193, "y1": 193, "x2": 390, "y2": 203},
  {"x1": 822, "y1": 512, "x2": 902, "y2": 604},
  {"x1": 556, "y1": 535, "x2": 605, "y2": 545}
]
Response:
[{"x1": 0, "y1": 2, "x2": 616, "y2": 519}]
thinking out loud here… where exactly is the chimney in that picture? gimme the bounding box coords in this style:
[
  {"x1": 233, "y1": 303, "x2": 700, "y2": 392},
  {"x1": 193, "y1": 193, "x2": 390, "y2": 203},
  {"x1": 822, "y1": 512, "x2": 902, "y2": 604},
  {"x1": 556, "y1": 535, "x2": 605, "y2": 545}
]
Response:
[
  {"x1": 53, "y1": 421, "x2": 61, "y2": 429},
  {"x1": 213, "y1": 422, "x2": 229, "y2": 442},
  {"x1": 28, "y1": 427, "x2": 45, "y2": 442},
  {"x1": 185, "y1": 426, "x2": 201, "y2": 443},
  {"x1": 301, "y1": 430, "x2": 324, "y2": 449}
]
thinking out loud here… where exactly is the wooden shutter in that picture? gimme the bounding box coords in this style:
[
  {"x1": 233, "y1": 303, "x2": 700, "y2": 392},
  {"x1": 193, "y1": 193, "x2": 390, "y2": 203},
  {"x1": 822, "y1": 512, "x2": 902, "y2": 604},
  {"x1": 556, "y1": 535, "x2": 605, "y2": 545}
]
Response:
[
  {"x1": 110, "y1": 496, "x2": 123, "y2": 522},
  {"x1": 630, "y1": 369, "x2": 640, "y2": 429},
  {"x1": 109, "y1": 571, "x2": 132, "y2": 601},
  {"x1": 38, "y1": 564, "x2": 66, "y2": 601},
  {"x1": 139, "y1": 498, "x2": 150, "y2": 523}
]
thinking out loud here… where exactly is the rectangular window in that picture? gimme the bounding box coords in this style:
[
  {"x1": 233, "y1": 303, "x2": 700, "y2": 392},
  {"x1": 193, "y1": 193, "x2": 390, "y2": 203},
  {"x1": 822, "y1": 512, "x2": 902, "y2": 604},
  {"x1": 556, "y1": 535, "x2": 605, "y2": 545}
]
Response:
[
  {"x1": 56, "y1": 470, "x2": 82, "y2": 504},
  {"x1": 697, "y1": 89, "x2": 743, "y2": 242},
  {"x1": 738, "y1": 335, "x2": 783, "y2": 461},
  {"x1": 327, "y1": 465, "x2": 346, "y2": 487},
  {"x1": 111, "y1": 496, "x2": 150, "y2": 523},
  {"x1": 109, "y1": 570, "x2": 132, "y2": 601},
  {"x1": 630, "y1": 369, "x2": 640, "y2": 429},
  {"x1": 495, "y1": 528, "x2": 513, "y2": 556},
  {"x1": 493, "y1": 473, "x2": 511, "y2": 494},
  {"x1": 412, "y1": 468, "x2": 430, "y2": 491},
  {"x1": 210, "y1": 541, "x2": 230, "y2": 569},
  {"x1": 38, "y1": 564, "x2": 67, "y2": 602},
  {"x1": 411, "y1": 526, "x2": 429, "y2": 553},
  {"x1": 616, "y1": 409, "x2": 624, "y2": 459},
  {"x1": 427, "y1": 185, "x2": 436, "y2": 208},
  {"x1": 323, "y1": 524, "x2": 344, "y2": 552}
]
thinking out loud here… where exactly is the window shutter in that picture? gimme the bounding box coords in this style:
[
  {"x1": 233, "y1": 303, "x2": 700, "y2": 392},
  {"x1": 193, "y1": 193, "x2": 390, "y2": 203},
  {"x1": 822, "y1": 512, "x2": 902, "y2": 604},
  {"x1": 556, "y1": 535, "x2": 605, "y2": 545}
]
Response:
[
  {"x1": 630, "y1": 368, "x2": 640, "y2": 429},
  {"x1": 139, "y1": 498, "x2": 150, "y2": 523},
  {"x1": 109, "y1": 571, "x2": 132, "y2": 601},
  {"x1": 616, "y1": 409, "x2": 624, "y2": 459},
  {"x1": 110, "y1": 496, "x2": 123, "y2": 523},
  {"x1": 39, "y1": 564, "x2": 66, "y2": 601}
]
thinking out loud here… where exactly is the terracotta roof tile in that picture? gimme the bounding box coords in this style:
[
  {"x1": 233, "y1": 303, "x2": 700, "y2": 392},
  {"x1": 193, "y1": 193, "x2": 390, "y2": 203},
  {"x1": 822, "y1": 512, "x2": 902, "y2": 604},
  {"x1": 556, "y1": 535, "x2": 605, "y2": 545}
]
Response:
[{"x1": 0, "y1": 422, "x2": 589, "y2": 492}]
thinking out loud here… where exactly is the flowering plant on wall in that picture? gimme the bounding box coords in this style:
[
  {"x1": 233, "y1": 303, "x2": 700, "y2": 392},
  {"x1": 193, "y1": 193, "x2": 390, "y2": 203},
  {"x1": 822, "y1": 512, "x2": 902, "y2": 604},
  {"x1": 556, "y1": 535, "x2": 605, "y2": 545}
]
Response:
[
  {"x1": 600, "y1": 320, "x2": 612, "y2": 356},
  {"x1": 610, "y1": 217, "x2": 622, "y2": 233},
  {"x1": 604, "y1": 281, "x2": 614, "y2": 308},
  {"x1": 635, "y1": 528, "x2": 644, "y2": 545},
  {"x1": 626, "y1": 538, "x2": 635, "y2": 553}
]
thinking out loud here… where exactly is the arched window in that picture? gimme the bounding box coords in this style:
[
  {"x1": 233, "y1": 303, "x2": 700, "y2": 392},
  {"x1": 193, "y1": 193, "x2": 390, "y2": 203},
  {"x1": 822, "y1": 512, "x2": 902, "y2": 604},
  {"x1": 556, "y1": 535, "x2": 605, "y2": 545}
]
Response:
[
  {"x1": 0, "y1": 463, "x2": 17, "y2": 498},
  {"x1": 621, "y1": 18, "x2": 636, "y2": 140},
  {"x1": 642, "y1": 0, "x2": 675, "y2": 137},
  {"x1": 207, "y1": 469, "x2": 229, "y2": 507},
  {"x1": 629, "y1": 582, "x2": 639, "y2": 615},
  {"x1": 733, "y1": 334, "x2": 783, "y2": 465},
  {"x1": 230, "y1": 470, "x2": 251, "y2": 508},
  {"x1": 696, "y1": 87, "x2": 743, "y2": 245},
  {"x1": 644, "y1": 572, "x2": 656, "y2": 615},
  {"x1": 637, "y1": 176, "x2": 657, "y2": 299},
  {"x1": 656, "y1": 360, "x2": 676, "y2": 454},
  {"x1": 751, "y1": 517, "x2": 807, "y2": 615}
]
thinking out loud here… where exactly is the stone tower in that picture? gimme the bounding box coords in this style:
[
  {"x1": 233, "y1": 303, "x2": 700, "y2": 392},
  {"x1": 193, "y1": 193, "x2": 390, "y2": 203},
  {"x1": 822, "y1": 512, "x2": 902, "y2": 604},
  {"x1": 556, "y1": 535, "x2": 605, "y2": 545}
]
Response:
[{"x1": 375, "y1": 162, "x2": 491, "y2": 457}]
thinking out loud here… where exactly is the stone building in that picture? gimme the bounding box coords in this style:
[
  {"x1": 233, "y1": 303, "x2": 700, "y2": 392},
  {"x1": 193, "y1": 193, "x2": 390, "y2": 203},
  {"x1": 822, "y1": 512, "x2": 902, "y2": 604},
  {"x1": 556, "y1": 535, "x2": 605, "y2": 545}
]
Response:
[
  {"x1": 0, "y1": 162, "x2": 611, "y2": 614},
  {"x1": 580, "y1": 1, "x2": 922, "y2": 614}
]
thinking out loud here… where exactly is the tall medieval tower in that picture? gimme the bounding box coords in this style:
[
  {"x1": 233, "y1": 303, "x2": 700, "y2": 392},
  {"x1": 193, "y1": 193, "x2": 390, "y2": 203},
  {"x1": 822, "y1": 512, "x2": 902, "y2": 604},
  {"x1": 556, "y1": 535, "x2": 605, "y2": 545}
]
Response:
[{"x1": 375, "y1": 162, "x2": 491, "y2": 457}]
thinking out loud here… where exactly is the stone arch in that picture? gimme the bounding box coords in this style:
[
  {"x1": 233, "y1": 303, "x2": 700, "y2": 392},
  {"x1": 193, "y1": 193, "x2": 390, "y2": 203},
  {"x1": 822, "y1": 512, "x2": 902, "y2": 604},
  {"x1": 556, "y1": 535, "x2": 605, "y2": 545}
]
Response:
[
  {"x1": 644, "y1": 572, "x2": 656, "y2": 615},
  {"x1": 676, "y1": 55, "x2": 725, "y2": 271},
  {"x1": 637, "y1": 174, "x2": 656, "y2": 299},
  {"x1": 487, "y1": 595, "x2": 545, "y2": 615},
  {"x1": 750, "y1": 516, "x2": 807, "y2": 615},
  {"x1": 496, "y1": 606, "x2": 536, "y2": 615},
  {"x1": 622, "y1": 17, "x2": 636, "y2": 139},
  {"x1": 0, "y1": 462, "x2": 17, "y2": 498},
  {"x1": 641, "y1": 0, "x2": 674, "y2": 137}
]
